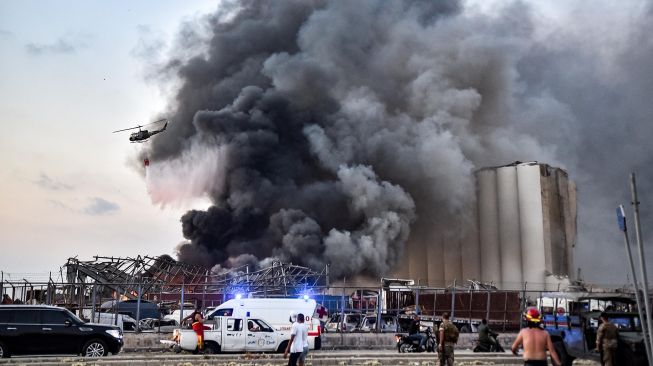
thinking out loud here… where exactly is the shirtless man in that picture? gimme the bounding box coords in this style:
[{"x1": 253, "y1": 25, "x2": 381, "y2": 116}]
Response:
[{"x1": 511, "y1": 308, "x2": 561, "y2": 366}]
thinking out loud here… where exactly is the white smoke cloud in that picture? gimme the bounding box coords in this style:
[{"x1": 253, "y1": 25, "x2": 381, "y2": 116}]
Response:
[{"x1": 146, "y1": 139, "x2": 229, "y2": 206}]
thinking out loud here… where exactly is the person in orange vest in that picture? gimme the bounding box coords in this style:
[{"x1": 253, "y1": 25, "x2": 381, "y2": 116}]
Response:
[{"x1": 192, "y1": 312, "x2": 210, "y2": 353}]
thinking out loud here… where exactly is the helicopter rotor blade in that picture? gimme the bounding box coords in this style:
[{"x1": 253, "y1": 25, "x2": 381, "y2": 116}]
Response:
[
  {"x1": 112, "y1": 125, "x2": 142, "y2": 133},
  {"x1": 144, "y1": 118, "x2": 168, "y2": 126}
]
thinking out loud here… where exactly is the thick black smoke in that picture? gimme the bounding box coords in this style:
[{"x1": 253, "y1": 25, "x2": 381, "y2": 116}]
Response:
[{"x1": 143, "y1": 0, "x2": 653, "y2": 284}]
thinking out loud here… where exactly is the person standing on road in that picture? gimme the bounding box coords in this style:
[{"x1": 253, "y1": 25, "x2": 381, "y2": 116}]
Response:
[
  {"x1": 511, "y1": 308, "x2": 561, "y2": 366},
  {"x1": 284, "y1": 313, "x2": 306, "y2": 366},
  {"x1": 596, "y1": 313, "x2": 619, "y2": 366},
  {"x1": 438, "y1": 313, "x2": 458, "y2": 365},
  {"x1": 408, "y1": 314, "x2": 427, "y2": 351}
]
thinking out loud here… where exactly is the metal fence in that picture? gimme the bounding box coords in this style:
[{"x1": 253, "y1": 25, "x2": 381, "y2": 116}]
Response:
[{"x1": 1, "y1": 275, "x2": 609, "y2": 333}]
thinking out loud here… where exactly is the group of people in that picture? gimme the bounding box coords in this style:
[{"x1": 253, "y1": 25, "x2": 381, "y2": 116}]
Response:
[
  {"x1": 404, "y1": 307, "x2": 619, "y2": 366},
  {"x1": 175, "y1": 302, "x2": 621, "y2": 366}
]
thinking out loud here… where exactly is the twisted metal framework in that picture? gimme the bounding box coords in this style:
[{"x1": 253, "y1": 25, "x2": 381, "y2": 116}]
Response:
[
  {"x1": 215, "y1": 262, "x2": 328, "y2": 296},
  {"x1": 64, "y1": 255, "x2": 328, "y2": 299}
]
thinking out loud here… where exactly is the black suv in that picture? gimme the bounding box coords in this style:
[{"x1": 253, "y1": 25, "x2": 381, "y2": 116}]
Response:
[{"x1": 0, "y1": 305, "x2": 123, "y2": 358}]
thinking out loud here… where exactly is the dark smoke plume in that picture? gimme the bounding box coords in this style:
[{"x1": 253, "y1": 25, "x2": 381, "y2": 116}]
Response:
[{"x1": 143, "y1": 0, "x2": 653, "y2": 284}]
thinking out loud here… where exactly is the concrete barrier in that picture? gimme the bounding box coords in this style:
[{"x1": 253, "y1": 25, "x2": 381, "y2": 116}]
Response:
[
  {"x1": 320, "y1": 332, "x2": 517, "y2": 350},
  {"x1": 124, "y1": 332, "x2": 171, "y2": 350},
  {"x1": 122, "y1": 332, "x2": 518, "y2": 351}
]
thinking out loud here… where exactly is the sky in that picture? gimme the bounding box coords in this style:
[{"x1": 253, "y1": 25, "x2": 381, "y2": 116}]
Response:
[
  {"x1": 0, "y1": 1, "x2": 218, "y2": 277},
  {"x1": 1, "y1": 0, "x2": 653, "y2": 288}
]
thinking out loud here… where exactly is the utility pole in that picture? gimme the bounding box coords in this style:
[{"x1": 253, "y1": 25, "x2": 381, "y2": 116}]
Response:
[
  {"x1": 617, "y1": 204, "x2": 652, "y2": 363},
  {"x1": 630, "y1": 173, "x2": 653, "y2": 360}
]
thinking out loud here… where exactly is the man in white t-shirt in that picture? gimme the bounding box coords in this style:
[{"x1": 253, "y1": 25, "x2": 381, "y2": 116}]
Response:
[{"x1": 284, "y1": 313, "x2": 306, "y2": 366}]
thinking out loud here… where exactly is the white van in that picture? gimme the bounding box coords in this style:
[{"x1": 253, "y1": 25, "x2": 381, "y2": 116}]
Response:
[{"x1": 206, "y1": 298, "x2": 322, "y2": 350}]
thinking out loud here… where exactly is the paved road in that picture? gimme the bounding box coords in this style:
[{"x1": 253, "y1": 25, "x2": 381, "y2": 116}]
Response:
[{"x1": 0, "y1": 350, "x2": 600, "y2": 365}]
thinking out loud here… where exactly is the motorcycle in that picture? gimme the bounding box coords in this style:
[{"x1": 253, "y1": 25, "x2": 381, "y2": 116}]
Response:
[
  {"x1": 396, "y1": 326, "x2": 437, "y2": 353},
  {"x1": 473, "y1": 333, "x2": 505, "y2": 352}
]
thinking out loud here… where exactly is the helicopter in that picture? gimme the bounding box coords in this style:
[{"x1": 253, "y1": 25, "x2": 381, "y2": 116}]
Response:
[{"x1": 113, "y1": 118, "x2": 168, "y2": 143}]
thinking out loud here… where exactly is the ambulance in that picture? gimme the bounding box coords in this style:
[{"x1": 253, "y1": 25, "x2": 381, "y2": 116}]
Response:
[{"x1": 206, "y1": 297, "x2": 322, "y2": 350}]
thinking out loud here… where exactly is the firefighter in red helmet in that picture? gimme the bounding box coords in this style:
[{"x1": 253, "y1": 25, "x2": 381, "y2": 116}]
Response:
[{"x1": 511, "y1": 308, "x2": 561, "y2": 366}]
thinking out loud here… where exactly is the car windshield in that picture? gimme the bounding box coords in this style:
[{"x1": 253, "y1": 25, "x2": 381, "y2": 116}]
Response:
[
  {"x1": 610, "y1": 316, "x2": 641, "y2": 331},
  {"x1": 209, "y1": 308, "x2": 233, "y2": 319}
]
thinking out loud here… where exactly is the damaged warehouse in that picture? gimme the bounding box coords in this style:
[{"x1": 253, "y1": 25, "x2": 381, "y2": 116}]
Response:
[{"x1": 2, "y1": 255, "x2": 605, "y2": 336}]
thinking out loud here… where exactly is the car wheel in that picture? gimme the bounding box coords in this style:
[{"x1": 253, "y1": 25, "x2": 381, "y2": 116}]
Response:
[
  {"x1": 553, "y1": 341, "x2": 574, "y2": 366},
  {"x1": 459, "y1": 325, "x2": 471, "y2": 333},
  {"x1": 82, "y1": 339, "x2": 108, "y2": 357},
  {"x1": 203, "y1": 342, "x2": 219, "y2": 354},
  {"x1": 173, "y1": 345, "x2": 182, "y2": 354},
  {"x1": 277, "y1": 340, "x2": 289, "y2": 353},
  {"x1": 0, "y1": 341, "x2": 9, "y2": 358}
]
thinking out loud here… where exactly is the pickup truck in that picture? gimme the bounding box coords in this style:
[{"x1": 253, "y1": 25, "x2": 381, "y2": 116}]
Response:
[{"x1": 174, "y1": 316, "x2": 282, "y2": 353}]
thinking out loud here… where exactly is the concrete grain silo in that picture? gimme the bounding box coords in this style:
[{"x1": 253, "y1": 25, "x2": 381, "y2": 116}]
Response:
[
  {"x1": 475, "y1": 162, "x2": 577, "y2": 290},
  {"x1": 477, "y1": 168, "x2": 502, "y2": 284},
  {"x1": 393, "y1": 161, "x2": 576, "y2": 290},
  {"x1": 496, "y1": 165, "x2": 523, "y2": 288}
]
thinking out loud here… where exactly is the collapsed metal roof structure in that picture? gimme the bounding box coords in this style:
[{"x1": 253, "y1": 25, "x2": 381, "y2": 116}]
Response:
[{"x1": 64, "y1": 255, "x2": 328, "y2": 299}]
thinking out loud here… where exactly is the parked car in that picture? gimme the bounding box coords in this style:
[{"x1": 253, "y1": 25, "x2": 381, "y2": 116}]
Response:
[
  {"x1": 325, "y1": 312, "x2": 362, "y2": 332},
  {"x1": 139, "y1": 317, "x2": 178, "y2": 332},
  {"x1": 100, "y1": 299, "x2": 159, "y2": 320},
  {"x1": 0, "y1": 305, "x2": 123, "y2": 358},
  {"x1": 543, "y1": 292, "x2": 648, "y2": 366},
  {"x1": 359, "y1": 314, "x2": 398, "y2": 332},
  {"x1": 163, "y1": 309, "x2": 198, "y2": 325}
]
